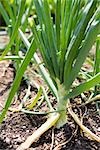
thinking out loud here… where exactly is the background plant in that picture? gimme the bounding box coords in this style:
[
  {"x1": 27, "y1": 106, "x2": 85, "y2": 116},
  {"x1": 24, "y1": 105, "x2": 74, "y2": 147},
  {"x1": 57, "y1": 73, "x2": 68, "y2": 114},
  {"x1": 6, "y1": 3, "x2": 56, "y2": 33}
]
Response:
[{"x1": 0, "y1": 0, "x2": 34, "y2": 69}]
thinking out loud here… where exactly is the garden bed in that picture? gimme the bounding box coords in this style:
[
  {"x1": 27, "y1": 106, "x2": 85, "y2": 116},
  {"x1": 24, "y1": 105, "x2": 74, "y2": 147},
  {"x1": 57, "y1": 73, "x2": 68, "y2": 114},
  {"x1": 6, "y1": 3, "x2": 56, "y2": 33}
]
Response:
[{"x1": 0, "y1": 61, "x2": 100, "y2": 150}]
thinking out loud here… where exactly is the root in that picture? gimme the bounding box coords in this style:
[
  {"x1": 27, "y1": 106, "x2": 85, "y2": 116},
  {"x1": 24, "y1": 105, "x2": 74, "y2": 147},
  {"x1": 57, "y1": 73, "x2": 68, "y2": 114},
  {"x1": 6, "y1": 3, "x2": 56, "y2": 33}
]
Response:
[
  {"x1": 68, "y1": 107, "x2": 100, "y2": 142},
  {"x1": 17, "y1": 113, "x2": 60, "y2": 150},
  {"x1": 54, "y1": 125, "x2": 78, "y2": 150},
  {"x1": 16, "y1": 96, "x2": 100, "y2": 150},
  {"x1": 50, "y1": 127, "x2": 55, "y2": 150},
  {"x1": 82, "y1": 94, "x2": 100, "y2": 106}
]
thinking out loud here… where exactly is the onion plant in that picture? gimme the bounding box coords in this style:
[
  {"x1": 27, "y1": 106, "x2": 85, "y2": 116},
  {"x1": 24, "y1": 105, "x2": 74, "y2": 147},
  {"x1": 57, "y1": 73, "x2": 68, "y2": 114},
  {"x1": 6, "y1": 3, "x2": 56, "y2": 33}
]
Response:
[
  {"x1": 0, "y1": 0, "x2": 100, "y2": 148},
  {"x1": 28, "y1": 0, "x2": 100, "y2": 127},
  {"x1": 0, "y1": 0, "x2": 33, "y2": 63}
]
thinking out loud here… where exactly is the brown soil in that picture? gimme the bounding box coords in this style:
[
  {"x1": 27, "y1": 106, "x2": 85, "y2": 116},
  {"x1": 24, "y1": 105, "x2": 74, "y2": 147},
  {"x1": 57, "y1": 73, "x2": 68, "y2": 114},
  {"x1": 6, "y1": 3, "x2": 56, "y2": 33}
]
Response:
[{"x1": 0, "y1": 61, "x2": 100, "y2": 150}]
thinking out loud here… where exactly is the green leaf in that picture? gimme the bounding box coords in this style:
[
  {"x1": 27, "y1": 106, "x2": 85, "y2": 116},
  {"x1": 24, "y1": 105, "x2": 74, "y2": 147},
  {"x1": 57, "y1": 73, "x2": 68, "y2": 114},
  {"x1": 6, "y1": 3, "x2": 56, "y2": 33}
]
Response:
[
  {"x1": 0, "y1": 39, "x2": 36, "y2": 123},
  {"x1": 64, "y1": 0, "x2": 97, "y2": 86},
  {"x1": 60, "y1": 0, "x2": 79, "y2": 81},
  {"x1": 55, "y1": 0, "x2": 61, "y2": 52},
  {"x1": 19, "y1": 29, "x2": 58, "y2": 100},
  {"x1": 94, "y1": 39, "x2": 100, "y2": 94},
  {"x1": 65, "y1": 21, "x2": 100, "y2": 89},
  {"x1": 65, "y1": 72, "x2": 100, "y2": 100},
  {"x1": 94, "y1": 40, "x2": 100, "y2": 74},
  {"x1": 3, "y1": 1, "x2": 15, "y2": 26},
  {"x1": 0, "y1": 2, "x2": 9, "y2": 25},
  {"x1": 34, "y1": 0, "x2": 59, "y2": 78},
  {"x1": 27, "y1": 87, "x2": 42, "y2": 110},
  {"x1": 0, "y1": 0, "x2": 26, "y2": 59},
  {"x1": 21, "y1": 0, "x2": 33, "y2": 32}
]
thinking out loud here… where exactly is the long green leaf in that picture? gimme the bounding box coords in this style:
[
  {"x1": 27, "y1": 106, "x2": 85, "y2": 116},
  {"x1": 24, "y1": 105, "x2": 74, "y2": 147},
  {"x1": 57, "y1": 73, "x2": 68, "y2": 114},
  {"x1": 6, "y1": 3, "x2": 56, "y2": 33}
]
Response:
[
  {"x1": 31, "y1": 20, "x2": 55, "y2": 77},
  {"x1": 30, "y1": 0, "x2": 55, "y2": 77},
  {"x1": 94, "y1": 39, "x2": 100, "y2": 94},
  {"x1": 0, "y1": 39, "x2": 36, "y2": 123},
  {"x1": 0, "y1": 2, "x2": 9, "y2": 25},
  {"x1": 60, "y1": 0, "x2": 79, "y2": 81},
  {"x1": 21, "y1": 0, "x2": 33, "y2": 32},
  {"x1": 3, "y1": 1, "x2": 15, "y2": 26},
  {"x1": 65, "y1": 21, "x2": 100, "y2": 89},
  {"x1": 0, "y1": 0, "x2": 26, "y2": 59},
  {"x1": 55, "y1": 0, "x2": 61, "y2": 52},
  {"x1": 34, "y1": 0, "x2": 59, "y2": 78},
  {"x1": 43, "y1": 0, "x2": 59, "y2": 77},
  {"x1": 65, "y1": 72, "x2": 100, "y2": 100},
  {"x1": 94, "y1": 40, "x2": 100, "y2": 74},
  {"x1": 64, "y1": 0, "x2": 97, "y2": 86}
]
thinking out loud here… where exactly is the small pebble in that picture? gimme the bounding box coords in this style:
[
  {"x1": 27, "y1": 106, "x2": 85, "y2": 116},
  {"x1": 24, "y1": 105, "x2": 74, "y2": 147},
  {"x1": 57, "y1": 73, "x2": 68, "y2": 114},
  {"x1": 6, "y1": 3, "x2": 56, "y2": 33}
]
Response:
[
  {"x1": 5, "y1": 137, "x2": 10, "y2": 144},
  {"x1": 13, "y1": 135, "x2": 16, "y2": 138},
  {"x1": 26, "y1": 130, "x2": 29, "y2": 133},
  {"x1": 22, "y1": 126, "x2": 26, "y2": 129}
]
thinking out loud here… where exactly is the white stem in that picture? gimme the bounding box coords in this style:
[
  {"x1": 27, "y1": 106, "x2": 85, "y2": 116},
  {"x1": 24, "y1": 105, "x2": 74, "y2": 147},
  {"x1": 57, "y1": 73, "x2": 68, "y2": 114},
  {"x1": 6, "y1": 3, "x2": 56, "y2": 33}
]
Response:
[{"x1": 17, "y1": 113, "x2": 60, "y2": 150}]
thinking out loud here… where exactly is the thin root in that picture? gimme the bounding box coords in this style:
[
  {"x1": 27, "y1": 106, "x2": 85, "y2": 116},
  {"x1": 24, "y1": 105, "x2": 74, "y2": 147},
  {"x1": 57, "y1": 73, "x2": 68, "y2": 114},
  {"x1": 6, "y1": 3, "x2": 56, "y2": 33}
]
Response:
[
  {"x1": 81, "y1": 94, "x2": 100, "y2": 106},
  {"x1": 50, "y1": 127, "x2": 55, "y2": 150},
  {"x1": 68, "y1": 106, "x2": 100, "y2": 142},
  {"x1": 54, "y1": 125, "x2": 78, "y2": 150}
]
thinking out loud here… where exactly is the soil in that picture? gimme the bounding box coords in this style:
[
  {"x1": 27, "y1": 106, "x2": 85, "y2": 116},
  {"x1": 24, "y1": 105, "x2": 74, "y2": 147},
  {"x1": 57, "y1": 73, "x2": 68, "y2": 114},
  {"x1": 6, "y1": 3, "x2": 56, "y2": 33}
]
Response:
[{"x1": 0, "y1": 61, "x2": 100, "y2": 150}]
